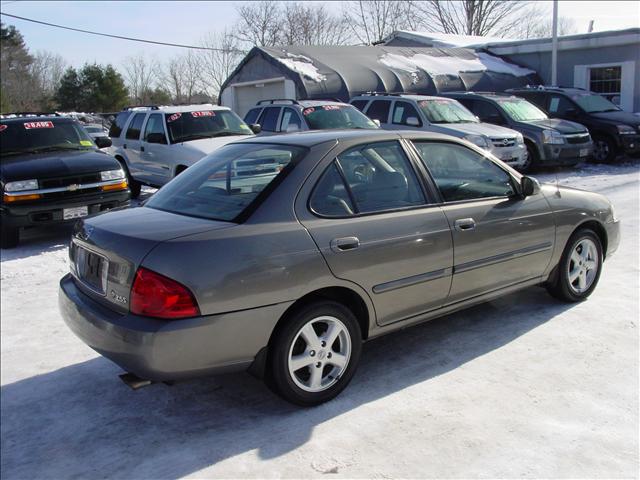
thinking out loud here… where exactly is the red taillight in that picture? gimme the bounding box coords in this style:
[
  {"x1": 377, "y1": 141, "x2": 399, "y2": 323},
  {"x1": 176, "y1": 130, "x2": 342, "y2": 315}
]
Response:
[{"x1": 130, "y1": 267, "x2": 200, "y2": 319}]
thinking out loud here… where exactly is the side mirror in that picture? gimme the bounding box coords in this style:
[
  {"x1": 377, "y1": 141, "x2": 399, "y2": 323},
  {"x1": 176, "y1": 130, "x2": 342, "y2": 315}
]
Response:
[
  {"x1": 521, "y1": 176, "x2": 541, "y2": 197},
  {"x1": 249, "y1": 124, "x2": 262, "y2": 134},
  {"x1": 405, "y1": 117, "x2": 420, "y2": 127},
  {"x1": 146, "y1": 133, "x2": 167, "y2": 144},
  {"x1": 372, "y1": 119, "x2": 381, "y2": 127},
  {"x1": 94, "y1": 137, "x2": 112, "y2": 149}
]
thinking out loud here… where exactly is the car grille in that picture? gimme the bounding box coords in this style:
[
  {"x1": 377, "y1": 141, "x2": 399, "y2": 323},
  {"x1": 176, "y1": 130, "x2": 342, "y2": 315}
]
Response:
[
  {"x1": 490, "y1": 137, "x2": 516, "y2": 147},
  {"x1": 40, "y1": 173, "x2": 101, "y2": 189},
  {"x1": 71, "y1": 243, "x2": 108, "y2": 295},
  {"x1": 564, "y1": 133, "x2": 591, "y2": 144}
]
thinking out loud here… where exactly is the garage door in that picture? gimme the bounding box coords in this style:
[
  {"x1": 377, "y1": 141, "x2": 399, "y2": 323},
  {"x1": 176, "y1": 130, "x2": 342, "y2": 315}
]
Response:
[{"x1": 234, "y1": 80, "x2": 286, "y2": 117}]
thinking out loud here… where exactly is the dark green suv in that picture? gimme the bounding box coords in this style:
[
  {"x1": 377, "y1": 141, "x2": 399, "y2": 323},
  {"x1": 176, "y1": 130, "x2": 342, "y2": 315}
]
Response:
[{"x1": 507, "y1": 86, "x2": 640, "y2": 163}]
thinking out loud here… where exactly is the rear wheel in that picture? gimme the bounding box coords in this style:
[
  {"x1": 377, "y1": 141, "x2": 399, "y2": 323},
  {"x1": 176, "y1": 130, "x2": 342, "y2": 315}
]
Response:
[
  {"x1": 592, "y1": 135, "x2": 617, "y2": 163},
  {"x1": 0, "y1": 225, "x2": 19, "y2": 249},
  {"x1": 268, "y1": 301, "x2": 362, "y2": 406},
  {"x1": 546, "y1": 229, "x2": 603, "y2": 302},
  {"x1": 117, "y1": 158, "x2": 141, "y2": 198}
]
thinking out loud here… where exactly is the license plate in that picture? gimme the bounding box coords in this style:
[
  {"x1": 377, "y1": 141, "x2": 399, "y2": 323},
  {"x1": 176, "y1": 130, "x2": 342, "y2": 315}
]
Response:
[
  {"x1": 579, "y1": 148, "x2": 589, "y2": 157},
  {"x1": 74, "y1": 245, "x2": 108, "y2": 294},
  {"x1": 63, "y1": 206, "x2": 88, "y2": 220}
]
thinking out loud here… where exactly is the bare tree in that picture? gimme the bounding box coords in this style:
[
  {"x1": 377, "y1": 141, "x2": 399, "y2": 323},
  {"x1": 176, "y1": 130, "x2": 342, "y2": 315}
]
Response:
[
  {"x1": 122, "y1": 53, "x2": 161, "y2": 104},
  {"x1": 513, "y1": 10, "x2": 577, "y2": 39},
  {"x1": 414, "y1": 0, "x2": 533, "y2": 37},
  {"x1": 344, "y1": 0, "x2": 409, "y2": 44},
  {"x1": 234, "y1": 1, "x2": 283, "y2": 47},
  {"x1": 199, "y1": 29, "x2": 243, "y2": 99},
  {"x1": 161, "y1": 51, "x2": 203, "y2": 104},
  {"x1": 282, "y1": 3, "x2": 352, "y2": 45}
]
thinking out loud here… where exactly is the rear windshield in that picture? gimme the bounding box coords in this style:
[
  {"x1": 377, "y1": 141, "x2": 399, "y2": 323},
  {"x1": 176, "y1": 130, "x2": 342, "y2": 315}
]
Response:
[
  {"x1": 165, "y1": 110, "x2": 253, "y2": 143},
  {"x1": 145, "y1": 143, "x2": 306, "y2": 222},
  {"x1": 0, "y1": 120, "x2": 95, "y2": 157},
  {"x1": 302, "y1": 105, "x2": 378, "y2": 130},
  {"x1": 496, "y1": 98, "x2": 548, "y2": 121},
  {"x1": 571, "y1": 93, "x2": 620, "y2": 113},
  {"x1": 419, "y1": 99, "x2": 478, "y2": 124}
]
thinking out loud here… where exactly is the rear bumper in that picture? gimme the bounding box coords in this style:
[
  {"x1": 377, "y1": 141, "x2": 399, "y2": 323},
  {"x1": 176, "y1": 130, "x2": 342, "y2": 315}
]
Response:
[
  {"x1": 59, "y1": 274, "x2": 290, "y2": 381},
  {"x1": 540, "y1": 141, "x2": 593, "y2": 166},
  {"x1": 1, "y1": 191, "x2": 130, "y2": 229}
]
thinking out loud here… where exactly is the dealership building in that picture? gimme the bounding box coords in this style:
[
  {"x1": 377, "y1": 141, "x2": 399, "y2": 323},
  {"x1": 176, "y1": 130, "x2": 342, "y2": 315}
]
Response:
[{"x1": 220, "y1": 28, "x2": 640, "y2": 117}]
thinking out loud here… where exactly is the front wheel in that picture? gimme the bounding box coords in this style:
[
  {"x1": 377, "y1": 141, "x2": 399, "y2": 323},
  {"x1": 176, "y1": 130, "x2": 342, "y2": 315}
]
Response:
[
  {"x1": 268, "y1": 301, "x2": 362, "y2": 406},
  {"x1": 519, "y1": 143, "x2": 537, "y2": 173},
  {"x1": 546, "y1": 229, "x2": 603, "y2": 302},
  {"x1": 117, "y1": 158, "x2": 141, "y2": 199},
  {"x1": 592, "y1": 135, "x2": 617, "y2": 163}
]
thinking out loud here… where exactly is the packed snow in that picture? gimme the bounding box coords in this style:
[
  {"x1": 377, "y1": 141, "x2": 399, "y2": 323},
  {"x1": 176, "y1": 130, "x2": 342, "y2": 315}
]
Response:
[
  {"x1": 379, "y1": 51, "x2": 535, "y2": 78},
  {"x1": 1, "y1": 162, "x2": 638, "y2": 478}
]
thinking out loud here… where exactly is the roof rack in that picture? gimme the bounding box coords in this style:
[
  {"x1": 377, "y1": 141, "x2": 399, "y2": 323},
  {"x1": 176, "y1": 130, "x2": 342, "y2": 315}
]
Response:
[
  {"x1": 362, "y1": 91, "x2": 406, "y2": 97},
  {"x1": 124, "y1": 105, "x2": 160, "y2": 111},
  {"x1": 0, "y1": 112, "x2": 62, "y2": 118},
  {"x1": 256, "y1": 99, "x2": 299, "y2": 105}
]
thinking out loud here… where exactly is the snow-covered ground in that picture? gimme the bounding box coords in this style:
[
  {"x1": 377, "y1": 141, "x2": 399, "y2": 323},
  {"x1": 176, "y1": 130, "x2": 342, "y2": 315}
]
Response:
[{"x1": 1, "y1": 162, "x2": 638, "y2": 479}]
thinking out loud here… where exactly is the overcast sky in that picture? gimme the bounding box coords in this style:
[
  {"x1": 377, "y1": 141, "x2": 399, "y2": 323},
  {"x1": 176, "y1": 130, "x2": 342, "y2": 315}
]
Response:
[{"x1": 1, "y1": 0, "x2": 638, "y2": 69}]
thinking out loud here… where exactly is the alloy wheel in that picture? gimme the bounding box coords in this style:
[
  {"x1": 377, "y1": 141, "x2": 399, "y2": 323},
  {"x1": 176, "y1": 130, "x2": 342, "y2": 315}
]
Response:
[
  {"x1": 566, "y1": 238, "x2": 599, "y2": 294},
  {"x1": 287, "y1": 316, "x2": 352, "y2": 393},
  {"x1": 593, "y1": 139, "x2": 610, "y2": 162}
]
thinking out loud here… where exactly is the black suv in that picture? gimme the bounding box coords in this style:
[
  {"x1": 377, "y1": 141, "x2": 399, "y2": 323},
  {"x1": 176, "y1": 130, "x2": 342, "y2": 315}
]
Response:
[
  {"x1": 243, "y1": 99, "x2": 378, "y2": 134},
  {"x1": 1, "y1": 114, "x2": 130, "y2": 248},
  {"x1": 443, "y1": 91, "x2": 593, "y2": 171},
  {"x1": 507, "y1": 86, "x2": 640, "y2": 163}
]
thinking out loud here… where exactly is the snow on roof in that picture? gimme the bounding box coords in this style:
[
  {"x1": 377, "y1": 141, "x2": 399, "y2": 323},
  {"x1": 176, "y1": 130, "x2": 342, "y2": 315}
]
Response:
[
  {"x1": 388, "y1": 31, "x2": 515, "y2": 48},
  {"x1": 379, "y1": 51, "x2": 535, "y2": 78},
  {"x1": 272, "y1": 52, "x2": 327, "y2": 83}
]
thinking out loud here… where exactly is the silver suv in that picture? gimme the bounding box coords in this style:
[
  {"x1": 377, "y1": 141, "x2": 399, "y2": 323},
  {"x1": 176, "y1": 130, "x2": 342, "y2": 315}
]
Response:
[
  {"x1": 108, "y1": 104, "x2": 255, "y2": 197},
  {"x1": 243, "y1": 99, "x2": 378, "y2": 134},
  {"x1": 351, "y1": 93, "x2": 527, "y2": 169}
]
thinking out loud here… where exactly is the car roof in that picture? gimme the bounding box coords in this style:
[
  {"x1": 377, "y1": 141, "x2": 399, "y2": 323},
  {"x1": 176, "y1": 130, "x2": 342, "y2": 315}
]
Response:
[
  {"x1": 252, "y1": 99, "x2": 351, "y2": 108},
  {"x1": 124, "y1": 104, "x2": 231, "y2": 114},
  {"x1": 353, "y1": 93, "x2": 449, "y2": 102},
  {"x1": 0, "y1": 115, "x2": 73, "y2": 123},
  {"x1": 507, "y1": 86, "x2": 590, "y2": 96},
  {"x1": 443, "y1": 91, "x2": 517, "y2": 100},
  {"x1": 230, "y1": 128, "x2": 463, "y2": 147}
]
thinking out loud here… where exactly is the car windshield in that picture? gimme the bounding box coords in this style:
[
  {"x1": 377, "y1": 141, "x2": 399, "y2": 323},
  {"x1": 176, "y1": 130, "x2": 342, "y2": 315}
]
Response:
[
  {"x1": 0, "y1": 120, "x2": 95, "y2": 157},
  {"x1": 145, "y1": 143, "x2": 306, "y2": 222},
  {"x1": 496, "y1": 98, "x2": 548, "y2": 121},
  {"x1": 418, "y1": 99, "x2": 478, "y2": 124},
  {"x1": 302, "y1": 105, "x2": 378, "y2": 130},
  {"x1": 165, "y1": 110, "x2": 253, "y2": 143},
  {"x1": 571, "y1": 93, "x2": 621, "y2": 113}
]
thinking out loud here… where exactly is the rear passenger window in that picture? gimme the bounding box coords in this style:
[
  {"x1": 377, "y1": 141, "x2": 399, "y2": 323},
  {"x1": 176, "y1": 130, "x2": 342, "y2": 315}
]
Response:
[
  {"x1": 109, "y1": 111, "x2": 132, "y2": 138},
  {"x1": 244, "y1": 108, "x2": 261, "y2": 125},
  {"x1": 280, "y1": 107, "x2": 303, "y2": 132},
  {"x1": 310, "y1": 141, "x2": 425, "y2": 217},
  {"x1": 365, "y1": 100, "x2": 391, "y2": 123},
  {"x1": 125, "y1": 113, "x2": 146, "y2": 140},
  {"x1": 258, "y1": 107, "x2": 280, "y2": 132},
  {"x1": 350, "y1": 100, "x2": 368, "y2": 111},
  {"x1": 392, "y1": 101, "x2": 422, "y2": 126}
]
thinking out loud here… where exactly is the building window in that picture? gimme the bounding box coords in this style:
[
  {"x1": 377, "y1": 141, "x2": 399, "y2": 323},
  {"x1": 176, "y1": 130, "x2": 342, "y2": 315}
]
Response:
[{"x1": 589, "y1": 66, "x2": 622, "y2": 105}]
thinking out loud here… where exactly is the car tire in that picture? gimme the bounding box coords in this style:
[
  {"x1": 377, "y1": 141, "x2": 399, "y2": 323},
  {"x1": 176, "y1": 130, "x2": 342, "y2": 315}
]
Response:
[
  {"x1": 268, "y1": 301, "x2": 362, "y2": 406},
  {"x1": 117, "y1": 158, "x2": 141, "y2": 199},
  {"x1": 0, "y1": 225, "x2": 19, "y2": 249},
  {"x1": 592, "y1": 135, "x2": 617, "y2": 163},
  {"x1": 546, "y1": 228, "x2": 603, "y2": 302},
  {"x1": 520, "y1": 143, "x2": 538, "y2": 173}
]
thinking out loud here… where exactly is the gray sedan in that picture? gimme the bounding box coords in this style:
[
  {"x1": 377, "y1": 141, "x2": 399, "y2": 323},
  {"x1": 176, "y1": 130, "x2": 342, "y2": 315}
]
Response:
[{"x1": 59, "y1": 130, "x2": 620, "y2": 406}]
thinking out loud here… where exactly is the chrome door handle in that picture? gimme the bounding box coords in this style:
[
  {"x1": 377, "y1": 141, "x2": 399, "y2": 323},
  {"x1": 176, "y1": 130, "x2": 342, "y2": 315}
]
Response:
[
  {"x1": 454, "y1": 218, "x2": 476, "y2": 231},
  {"x1": 330, "y1": 236, "x2": 360, "y2": 252}
]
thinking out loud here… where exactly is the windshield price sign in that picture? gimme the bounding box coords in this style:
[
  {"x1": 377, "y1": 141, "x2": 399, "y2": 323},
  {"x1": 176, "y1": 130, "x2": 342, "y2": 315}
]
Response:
[{"x1": 24, "y1": 121, "x2": 54, "y2": 129}]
